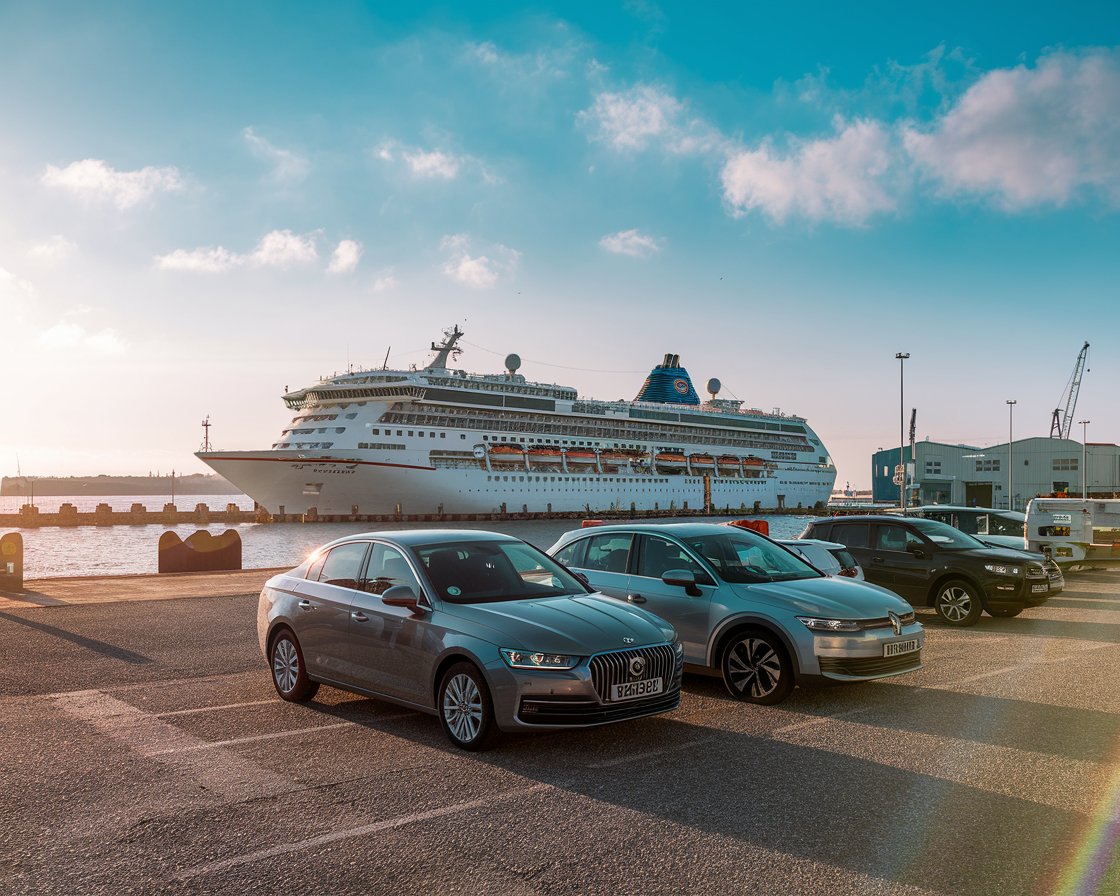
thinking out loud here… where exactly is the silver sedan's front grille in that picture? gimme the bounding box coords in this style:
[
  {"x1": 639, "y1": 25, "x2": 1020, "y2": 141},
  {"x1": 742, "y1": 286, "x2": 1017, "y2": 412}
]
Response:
[{"x1": 589, "y1": 644, "x2": 679, "y2": 703}]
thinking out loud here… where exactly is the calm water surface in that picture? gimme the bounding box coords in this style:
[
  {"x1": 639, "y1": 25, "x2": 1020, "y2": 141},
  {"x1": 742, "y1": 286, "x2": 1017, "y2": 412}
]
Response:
[{"x1": 8, "y1": 507, "x2": 817, "y2": 579}]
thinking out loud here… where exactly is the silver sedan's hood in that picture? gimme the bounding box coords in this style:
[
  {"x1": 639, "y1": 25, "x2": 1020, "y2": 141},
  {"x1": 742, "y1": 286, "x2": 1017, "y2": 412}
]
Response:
[
  {"x1": 439, "y1": 594, "x2": 674, "y2": 654},
  {"x1": 733, "y1": 576, "x2": 912, "y2": 619}
]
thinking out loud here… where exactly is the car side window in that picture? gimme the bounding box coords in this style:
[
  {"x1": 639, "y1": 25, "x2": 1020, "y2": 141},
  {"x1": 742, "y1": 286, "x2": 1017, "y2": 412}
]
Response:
[
  {"x1": 316, "y1": 542, "x2": 370, "y2": 589},
  {"x1": 833, "y1": 523, "x2": 869, "y2": 548},
  {"x1": 810, "y1": 522, "x2": 833, "y2": 540},
  {"x1": 637, "y1": 535, "x2": 704, "y2": 579},
  {"x1": 365, "y1": 544, "x2": 421, "y2": 596},
  {"x1": 582, "y1": 534, "x2": 634, "y2": 573},
  {"x1": 874, "y1": 525, "x2": 911, "y2": 553},
  {"x1": 552, "y1": 539, "x2": 587, "y2": 569}
]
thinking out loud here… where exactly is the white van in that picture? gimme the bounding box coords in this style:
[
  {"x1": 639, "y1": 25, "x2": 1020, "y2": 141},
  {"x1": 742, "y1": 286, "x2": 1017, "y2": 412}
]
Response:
[{"x1": 1025, "y1": 498, "x2": 1120, "y2": 568}]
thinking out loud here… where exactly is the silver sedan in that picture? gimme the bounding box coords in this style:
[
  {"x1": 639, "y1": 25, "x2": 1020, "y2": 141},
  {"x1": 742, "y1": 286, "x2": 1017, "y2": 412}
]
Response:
[{"x1": 259, "y1": 529, "x2": 683, "y2": 750}]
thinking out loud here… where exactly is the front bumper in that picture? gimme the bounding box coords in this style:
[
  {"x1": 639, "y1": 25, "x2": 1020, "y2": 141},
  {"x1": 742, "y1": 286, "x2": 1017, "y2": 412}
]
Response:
[
  {"x1": 489, "y1": 642, "x2": 684, "y2": 732},
  {"x1": 808, "y1": 622, "x2": 925, "y2": 681},
  {"x1": 982, "y1": 576, "x2": 1051, "y2": 609}
]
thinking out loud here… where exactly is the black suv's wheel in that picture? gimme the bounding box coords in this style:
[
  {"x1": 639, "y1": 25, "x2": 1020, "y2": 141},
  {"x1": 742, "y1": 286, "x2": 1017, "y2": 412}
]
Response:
[
  {"x1": 269, "y1": 628, "x2": 320, "y2": 702},
  {"x1": 987, "y1": 606, "x2": 1024, "y2": 618},
  {"x1": 720, "y1": 629, "x2": 795, "y2": 705},
  {"x1": 933, "y1": 579, "x2": 983, "y2": 626},
  {"x1": 438, "y1": 662, "x2": 499, "y2": 751}
]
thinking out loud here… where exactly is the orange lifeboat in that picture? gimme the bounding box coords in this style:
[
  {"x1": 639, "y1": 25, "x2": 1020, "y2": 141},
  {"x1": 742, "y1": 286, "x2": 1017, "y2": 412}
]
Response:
[
  {"x1": 566, "y1": 450, "x2": 598, "y2": 465},
  {"x1": 717, "y1": 455, "x2": 740, "y2": 469},
  {"x1": 527, "y1": 447, "x2": 563, "y2": 463},
  {"x1": 742, "y1": 456, "x2": 764, "y2": 467},
  {"x1": 654, "y1": 452, "x2": 686, "y2": 467},
  {"x1": 599, "y1": 451, "x2": 629, "y2": 464},
  {"x1": 690, "y1": 454, "x2": 716, "y2": 469}
]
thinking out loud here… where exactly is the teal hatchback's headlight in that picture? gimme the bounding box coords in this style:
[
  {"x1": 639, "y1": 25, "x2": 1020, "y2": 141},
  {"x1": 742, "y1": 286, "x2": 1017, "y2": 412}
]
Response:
[
  {"x1": 984, "y1": 563, "x2": 1021, "y2": 576},
  {"x1": 797, "y1": 617, "x2": 861, "y2": 632},
  {"x1": 500, "y1": 649, "x2": 581, "y2": 670}
]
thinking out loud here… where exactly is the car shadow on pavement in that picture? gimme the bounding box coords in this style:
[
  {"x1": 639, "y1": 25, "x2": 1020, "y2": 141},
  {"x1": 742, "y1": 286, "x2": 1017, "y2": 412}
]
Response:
[
  {"x1": 1044, "y1": 597, "x2": 1120, "y2": 612},
  {"x1": 0, "y1": 609, "x2": 153, "y2": 665},
  {"x1": 914, "y1": 609, "x2": 1120, "y2": 642}
]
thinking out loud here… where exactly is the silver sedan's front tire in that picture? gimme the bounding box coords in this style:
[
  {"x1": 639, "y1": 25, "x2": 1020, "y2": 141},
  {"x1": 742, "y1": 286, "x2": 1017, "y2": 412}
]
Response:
[
  {"x1": 269, "y1": 628, "x2": 320, "y2": 702},
  {"x1": 438, "y1": 662, "x2": 498, "y2": 751},
  {"x1": 721, "y1": 629, "x2": 795, "y2": 705}
]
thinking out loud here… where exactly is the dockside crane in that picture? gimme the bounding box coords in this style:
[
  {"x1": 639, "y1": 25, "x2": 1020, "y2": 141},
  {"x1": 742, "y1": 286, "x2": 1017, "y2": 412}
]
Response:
[{"x1": 1050, "y1": 341, "x2": 1090, "y2": 439}]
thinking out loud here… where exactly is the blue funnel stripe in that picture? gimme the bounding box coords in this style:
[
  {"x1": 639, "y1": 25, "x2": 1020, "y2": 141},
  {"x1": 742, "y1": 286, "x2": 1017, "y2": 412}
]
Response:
[{"x1": 635, "y1": 364, "x2": 700, "y2": 405}]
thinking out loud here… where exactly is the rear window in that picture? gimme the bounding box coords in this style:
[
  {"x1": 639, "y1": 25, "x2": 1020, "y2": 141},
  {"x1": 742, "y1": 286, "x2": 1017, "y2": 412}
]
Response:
[{"x1": 829, "y1": 547, "x2": 858, "y2": 570}]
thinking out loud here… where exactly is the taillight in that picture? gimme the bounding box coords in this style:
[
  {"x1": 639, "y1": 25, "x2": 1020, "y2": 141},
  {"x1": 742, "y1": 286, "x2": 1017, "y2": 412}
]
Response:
[{"x1": 839, "y1": 567, "x2": 858, "y2": 578}]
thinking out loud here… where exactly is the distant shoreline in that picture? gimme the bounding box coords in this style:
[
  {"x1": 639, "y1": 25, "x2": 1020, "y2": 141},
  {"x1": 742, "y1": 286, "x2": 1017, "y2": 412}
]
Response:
[{"x1": 1, "y1": 474, "x2": 238, "y2": 497}]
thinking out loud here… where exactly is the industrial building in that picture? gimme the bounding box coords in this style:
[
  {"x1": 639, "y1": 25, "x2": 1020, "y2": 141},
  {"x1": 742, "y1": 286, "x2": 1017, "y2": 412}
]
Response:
[{"x1": 872, "y1": 437, "x2": 1120, "y2": 510}]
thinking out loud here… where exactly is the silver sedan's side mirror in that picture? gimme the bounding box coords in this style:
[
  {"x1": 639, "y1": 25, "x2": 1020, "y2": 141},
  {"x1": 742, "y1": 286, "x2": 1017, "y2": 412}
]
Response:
[{"x1": 382, "y1": 584, "x2": 425, "y2": 612}]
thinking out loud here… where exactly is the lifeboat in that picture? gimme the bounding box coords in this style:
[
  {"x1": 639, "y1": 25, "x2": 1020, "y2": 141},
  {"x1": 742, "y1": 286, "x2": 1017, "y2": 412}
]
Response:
[
  {"x1": 599, "y1": 451, "x2": 630, "y2": 464},
  {"x1": 527, "y1": 447, "x2": 563, "y2": 463},
  {"x1": 654, "y1": 452, "x2": 687, "y2": 468},
  {"x1": 488, "y1": 444, "x2": 525, "y2": 462},
  {"x1": 566, "y1": 450, "x2": 598, "y2": 465},
  {"x1": 742, "y1": 456, "x2": 764, "y2": 467},
  {"x1": 689, "y1": 454, "x2": 716, "y2": 469},
  {"x1": 717, "y1": 455, "x2": 740, "y2": 469}
]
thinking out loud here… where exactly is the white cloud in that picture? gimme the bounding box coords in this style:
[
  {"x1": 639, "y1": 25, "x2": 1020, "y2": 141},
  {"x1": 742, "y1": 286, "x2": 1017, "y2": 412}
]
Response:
[
  {"x1": 372, "y1": 271, "x2": 398, "y2": 292},
  {"x1": 28, "y1": 235, "x2": 77, "y2": 263},
  {"x1": 404, "y1": 149, "x2": 461, "y2": 180},
  {"x1": 376, "y1": 139, "x2": 498, "y2": 183},
  {"x1": 155, "y1": 229, "x2": 319, "y2": 273},
  {"x1": 439, "y1": 234, "x2": 519, "y2": 289},
  {"x1": 328, "y1": 239, "x2": 362, "y2": 274},
  {"x1": 721, "y1": 119, "x2": 898, "y2": 225},
  {"x1": 41, "y1": 159, "x2": 183, "y2": 209},
  {"x1": 580, "y1": 84, "x2": 722, "y2": 155},
  {"x1": 243, "y1": 127, "x2": 309, "y2": 183},
  {"x1": 38, "y1": 321, "x2": 126, "y2": 354},
  {"x1": 0, "y1": 265, "x2": 37, "y2": 299},
  {"x1": 599, "y1": 229, "x2": 664, "y2": 258},
  {"x1": 903, "y1": 49, "x2": 1120, "y2": 208}
]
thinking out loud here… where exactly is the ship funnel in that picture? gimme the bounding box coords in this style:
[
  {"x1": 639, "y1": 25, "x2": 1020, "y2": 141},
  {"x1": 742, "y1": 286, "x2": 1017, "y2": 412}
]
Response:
[{"x1": 635, "y1": 353, "x2": 700, "y2": 405}]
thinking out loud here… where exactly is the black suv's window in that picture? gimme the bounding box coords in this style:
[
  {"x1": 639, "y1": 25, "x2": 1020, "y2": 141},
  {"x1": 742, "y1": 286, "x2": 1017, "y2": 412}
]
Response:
[
  {"x1": 582, "y1": 533, "x2": 634, "y2": 573},
  {"x1": 874, "y1": 524, "x2": 922, "y2": 553},
  {"x1": 833, "y1": 523, "x2": 870, "y2": 548},
  {"x1": 908, "y1": 518, "x2": 985, "y2": 549},
  {"x1": 809, "y1": 522, "x2": 832, "y2": 540}
]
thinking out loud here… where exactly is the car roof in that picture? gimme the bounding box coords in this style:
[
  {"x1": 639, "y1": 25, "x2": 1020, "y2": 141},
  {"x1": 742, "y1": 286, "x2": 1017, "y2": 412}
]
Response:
[
  {"x1": 777, "y1": 538, "x2": 849, "y2": 550},
  {"x1": 565, "y1": 522, "x2": 758, "y2": 538},
  {"x1": 319, "y1": 529, "x2": 521, "y2": 550},
  {"x1": 812, "y1": 515, "x2": 907, "y2": 523}
]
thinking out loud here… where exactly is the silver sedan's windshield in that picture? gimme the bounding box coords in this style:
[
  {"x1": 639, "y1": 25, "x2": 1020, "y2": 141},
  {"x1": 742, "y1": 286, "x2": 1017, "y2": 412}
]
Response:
[
  {"x1": 683, "y1": 531, "x2": 820, "y2": 583},
  {"x1": 414, "y1": 541, "x2": 591, "y2": 603}
]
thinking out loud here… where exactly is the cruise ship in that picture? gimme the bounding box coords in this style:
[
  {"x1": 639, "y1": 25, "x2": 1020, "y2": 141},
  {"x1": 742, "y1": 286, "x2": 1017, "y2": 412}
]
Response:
[{"x1": 197, "y1": 327, "x2": 837, "y2": 516}]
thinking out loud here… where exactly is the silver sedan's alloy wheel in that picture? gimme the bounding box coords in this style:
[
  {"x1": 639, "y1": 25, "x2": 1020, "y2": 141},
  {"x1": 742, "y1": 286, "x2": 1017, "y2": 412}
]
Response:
[
  {"x1": 273, "y1": 637, "x2": 300, "y2": 694},
  {"x1": 726, "y1": 637, "x2": 782, "y2": 699},
  {"x1": 442, "y1": 673, "x2": 484, "y2": 744}
]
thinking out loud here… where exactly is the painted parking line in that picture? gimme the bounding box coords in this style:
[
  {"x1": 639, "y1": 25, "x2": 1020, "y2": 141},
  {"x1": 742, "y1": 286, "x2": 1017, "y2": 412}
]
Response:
[
  {"x1": 178, "y1": 781, "x2": 553, "y2": 881},
  {"x1": 157, "y1": 699, "x2": 276, "y2": 717},
  {"x1": 587, "y1": 737, "x2": 716, "y2": 768},
  {"x1": 772, "y1": 707, "x2": 869, "y2": 736}
]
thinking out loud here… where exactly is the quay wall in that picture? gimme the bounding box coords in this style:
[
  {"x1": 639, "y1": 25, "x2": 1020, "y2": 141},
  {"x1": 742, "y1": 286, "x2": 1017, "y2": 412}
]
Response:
[{"x1": 0, "y1": 501, "x2": 839, "y2": 530}]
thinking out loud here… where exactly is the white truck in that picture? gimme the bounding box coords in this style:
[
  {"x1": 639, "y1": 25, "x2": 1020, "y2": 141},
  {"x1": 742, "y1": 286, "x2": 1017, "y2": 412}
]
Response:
[{"x1": 1025, "y1": 498, "x2": 1120, "y2": 569}]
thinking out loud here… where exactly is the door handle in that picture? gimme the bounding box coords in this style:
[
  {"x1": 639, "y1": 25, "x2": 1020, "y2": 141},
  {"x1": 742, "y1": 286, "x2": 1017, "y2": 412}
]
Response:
[
  {"x1": 352, "y1": 611, "x2": 369, "y2": 622},
  {"x1": 872, "y1": 557, "x2": 885, "y2": 564},
  {"x1": 298, "y1": 599, "x2": 314, "y2": 610},
  {"x1": 627, "y1": 593, "x2": 646, "y2": 604}
]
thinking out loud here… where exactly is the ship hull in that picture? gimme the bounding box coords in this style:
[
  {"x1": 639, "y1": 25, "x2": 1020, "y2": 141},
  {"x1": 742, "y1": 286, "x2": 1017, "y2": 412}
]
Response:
[{"x1": 198, "y1": 450, "x2": 835, "y2": 516}]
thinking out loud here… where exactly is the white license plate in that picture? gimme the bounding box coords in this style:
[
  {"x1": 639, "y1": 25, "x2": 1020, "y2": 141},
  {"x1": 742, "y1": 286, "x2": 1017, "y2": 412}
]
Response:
[
  {"x1": 611, "y1": 678, "x2": 664, "y2": 702},
  {"x1": 884, "y1": 639, "x2": 920, "y2": 657},
  {"x1": 1031, "y1": 583, "x2": 1048, "y2": 593}
]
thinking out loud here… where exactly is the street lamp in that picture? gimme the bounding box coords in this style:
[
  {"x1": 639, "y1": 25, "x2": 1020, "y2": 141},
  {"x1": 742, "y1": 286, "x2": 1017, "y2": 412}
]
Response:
[
  {"x1": 1006, "y1": 400, "x2": 1016, "y2": 511},
  {"x1": 896, "y1": 352, "x2": 909, "y2": 510},
  {"x1": 1079, "y1": 420, "x2": 1091, "y2": 498}
]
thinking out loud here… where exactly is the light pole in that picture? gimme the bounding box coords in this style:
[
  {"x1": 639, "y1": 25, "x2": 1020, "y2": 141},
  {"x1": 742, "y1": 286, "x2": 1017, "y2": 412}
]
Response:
[
  {"x1": 1079, "y1": 420, "x2": 1090, "y2": 498},
  {"x1": 1006, "y1": 400, "x2": 1016, "y2": 511},
  {"x1": 896, "y1": 352, "x2": 909, "y2": 510}
]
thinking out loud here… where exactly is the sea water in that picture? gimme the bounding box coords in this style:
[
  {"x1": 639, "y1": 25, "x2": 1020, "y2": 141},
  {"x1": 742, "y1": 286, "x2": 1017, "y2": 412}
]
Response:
[{"x1": 1, "y1": 495, "x2": 816, "y2": 579}]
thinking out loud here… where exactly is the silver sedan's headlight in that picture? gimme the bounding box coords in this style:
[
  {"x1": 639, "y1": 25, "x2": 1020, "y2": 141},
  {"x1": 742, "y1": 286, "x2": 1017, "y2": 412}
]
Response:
[
  {"x1": 984, "y1": 563, "x2": 1021, "y2": 576},
  {"x1": 797, "y1": 617, "x2": 861, "y2": 632},
  {"x1": 500, "y1": 649, "x2": 582, "y2": 670}
]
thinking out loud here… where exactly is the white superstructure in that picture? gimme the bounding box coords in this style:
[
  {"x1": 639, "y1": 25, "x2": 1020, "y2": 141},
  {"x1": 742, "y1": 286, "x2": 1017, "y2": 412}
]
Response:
[{"x1": 198, "y1": 327, "x2": 837, "y2": 517}]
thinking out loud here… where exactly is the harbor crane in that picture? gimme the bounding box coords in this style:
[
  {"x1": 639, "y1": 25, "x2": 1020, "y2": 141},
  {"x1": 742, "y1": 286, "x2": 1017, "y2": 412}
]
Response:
[{"x1": 1050, "y1": 341, "x2": 1090, "y2": 440}]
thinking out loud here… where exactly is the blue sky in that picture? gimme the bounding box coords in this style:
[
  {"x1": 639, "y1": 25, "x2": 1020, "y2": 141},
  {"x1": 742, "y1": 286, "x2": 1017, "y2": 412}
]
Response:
[{"x1": 2, "y1": 1, "x2": 1118, "y2": 488}]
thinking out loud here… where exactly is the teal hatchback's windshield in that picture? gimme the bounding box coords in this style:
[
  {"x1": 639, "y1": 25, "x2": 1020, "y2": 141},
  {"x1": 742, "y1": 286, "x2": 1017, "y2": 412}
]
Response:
[
  {"x1": 413, "y1": 540, "x2": 590, "y2": 603},
  {"x1": 683, "y1": 530, "x2": 820, "y2": 583}
]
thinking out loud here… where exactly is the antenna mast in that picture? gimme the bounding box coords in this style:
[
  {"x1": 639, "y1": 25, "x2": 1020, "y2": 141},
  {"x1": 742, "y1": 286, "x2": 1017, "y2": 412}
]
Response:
[
  {"x1": 200, "y1": 416, "x2": 212, "y2": 452},
  {"x1": 1050, "y1": 341, "x2": 1090, "y2": 439}
]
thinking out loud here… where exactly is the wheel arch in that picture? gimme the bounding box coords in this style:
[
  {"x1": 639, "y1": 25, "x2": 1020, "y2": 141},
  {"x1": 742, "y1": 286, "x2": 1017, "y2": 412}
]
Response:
[
  {"x1": 708, "y1": 615, "x2": 801, "y2": 679},
  {"x1": 430, "y1": 651, "x2": 486, "y2": 706}
]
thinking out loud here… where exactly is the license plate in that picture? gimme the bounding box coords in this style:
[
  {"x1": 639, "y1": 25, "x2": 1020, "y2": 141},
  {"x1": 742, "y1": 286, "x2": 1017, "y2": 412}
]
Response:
[
  {"x1": 884, "y1": 639, "x2": 919, "y2": 657},
  {"x1": 1031, "y1": 583, "x2": 1048, "y2": 593},
  {"x1": 611, "y1": 678, "x2": 664, "y2": 702}
]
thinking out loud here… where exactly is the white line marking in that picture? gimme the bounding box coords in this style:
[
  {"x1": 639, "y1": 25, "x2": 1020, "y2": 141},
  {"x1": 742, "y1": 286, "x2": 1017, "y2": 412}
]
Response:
[
  {"x1": 178, "y1": 782, "x2": 552, "y2": 880},
  {"x1": 158, "y1": 699, "x2": 275, "y2": 717},
  {"x1": 772, "y1": 707, "x2": 869, "y2": 735},
  {"x1": 587, "y1": 737, "x2": 714, "y2": 768}
]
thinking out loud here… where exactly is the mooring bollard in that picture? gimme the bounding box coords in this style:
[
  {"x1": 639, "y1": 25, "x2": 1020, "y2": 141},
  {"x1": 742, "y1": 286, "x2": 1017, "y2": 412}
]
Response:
[
  {"x1": 158, "y1": 530, "x2": 243, "y2": 573},
  {"x1": 0, "y1": 532, "x2": 23, "y2": 592}
]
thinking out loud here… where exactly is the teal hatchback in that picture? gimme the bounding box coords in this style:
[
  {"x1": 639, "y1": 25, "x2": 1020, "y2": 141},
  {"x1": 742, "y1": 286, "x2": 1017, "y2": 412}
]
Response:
[{"x1": 549, "y1": 522, "x2": 924, "y2": 705}]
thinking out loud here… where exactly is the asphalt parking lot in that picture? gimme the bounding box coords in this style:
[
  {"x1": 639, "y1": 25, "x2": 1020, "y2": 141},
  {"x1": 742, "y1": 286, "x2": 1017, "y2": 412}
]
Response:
[{"x1": 1, "y1": 570, "x2": 1118, "y2": 895}]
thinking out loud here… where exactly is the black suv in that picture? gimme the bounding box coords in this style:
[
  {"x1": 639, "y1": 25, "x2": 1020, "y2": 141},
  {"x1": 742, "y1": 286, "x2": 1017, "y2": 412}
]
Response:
[{"x1": 800, "y1": 515, "x2": 1052, "y2": 626}]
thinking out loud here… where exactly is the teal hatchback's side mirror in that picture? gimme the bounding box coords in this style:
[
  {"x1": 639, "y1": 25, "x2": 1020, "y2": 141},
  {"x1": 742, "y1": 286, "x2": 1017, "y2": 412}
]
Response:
[{"x1": 662, "y1": 568, "x2": 702, "y2": 597}]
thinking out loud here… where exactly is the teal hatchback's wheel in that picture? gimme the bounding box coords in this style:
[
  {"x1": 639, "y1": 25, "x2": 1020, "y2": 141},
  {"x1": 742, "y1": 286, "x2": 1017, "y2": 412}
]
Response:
[
  {"x1": 438, "y1": 662, "x2": 499, "y2": 751},
  {"x1": 269, "y1": 629, "x2": 319, "y2": 702},
  {"x1": 721, "y1": 629, "x2": 794, "y2": 705},
  {"x1": 933, "y1": 579, "x2": 983, "y2": 626}
]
